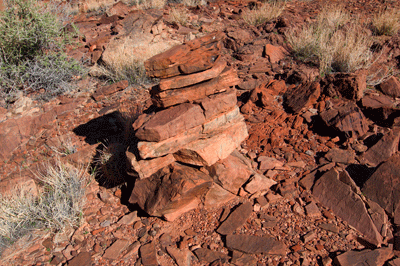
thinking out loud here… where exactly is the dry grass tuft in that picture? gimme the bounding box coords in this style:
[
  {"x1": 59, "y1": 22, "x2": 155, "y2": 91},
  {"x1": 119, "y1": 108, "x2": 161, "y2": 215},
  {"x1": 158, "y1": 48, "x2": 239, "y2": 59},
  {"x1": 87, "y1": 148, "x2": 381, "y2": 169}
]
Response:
[
  {"x1": 169, "y1": 7, "x2": 189, "y2": 26},
  {"x1": 286, "y1": 5, "x2": 373, "y2": 76},
  {"x1": 242, "y1": 2, "x2": 285, "y2": 26},
  {"x1": 133, "y1": 0, "x2": 167, "y2": 10},
  {"x1": 91, "y1": 36, "x2": 174, "y2": 84},
  {"x1": 0, "y1": 160, "x2": 87, "y2": 253},
  {"x1": 181, "y1": 0, "x2": 207, "y2": 7},
  {"x1": 371, "y1": 9, "x2": 400, "y2": 36}
]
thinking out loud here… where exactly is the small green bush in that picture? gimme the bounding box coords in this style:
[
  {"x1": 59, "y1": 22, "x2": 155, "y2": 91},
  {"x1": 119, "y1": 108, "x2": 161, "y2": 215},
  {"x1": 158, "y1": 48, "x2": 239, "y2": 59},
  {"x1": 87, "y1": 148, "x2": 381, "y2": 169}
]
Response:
[{"x1": 0, "y1": 0, "x2": 85, "y2": 106}]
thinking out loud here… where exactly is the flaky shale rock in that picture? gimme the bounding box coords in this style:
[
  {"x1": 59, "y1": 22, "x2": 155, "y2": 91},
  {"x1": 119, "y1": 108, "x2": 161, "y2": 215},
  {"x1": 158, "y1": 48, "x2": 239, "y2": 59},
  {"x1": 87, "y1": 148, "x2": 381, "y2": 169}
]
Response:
[
  {"x1": 312, "y1": 168, "x2": 382, "y2": 246},
  {"x1": 226, "y1": 235, "x2": 287, "y2": 255},
  {"x1": 362, "y1": 154, "x2": 400, "y2": 217}
]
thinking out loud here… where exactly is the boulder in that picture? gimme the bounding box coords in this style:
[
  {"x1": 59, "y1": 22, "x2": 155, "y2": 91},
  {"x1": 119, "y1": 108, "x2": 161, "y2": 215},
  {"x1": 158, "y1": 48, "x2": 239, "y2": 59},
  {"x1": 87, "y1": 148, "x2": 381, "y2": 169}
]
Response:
[
  {"x1": 363, "y1": 127, "x2": 400, "y2": 167},
  {"x1": 361, "y1": 94, "x2": 400, "y2": 126},
  {"x1": 321, "y1": 72, "x2": 366, "y2": 101},
  {"x1": 140, "y1": 242, "x2": 158, "y2": 266},
  {"x1": 335, "y1": 248, "x2": 393, "y2": 266},
  {"x1": 378, "y1": 76, "x2": 400, "y2": 98},
  {"x1": 284, "y1": 82, "x2": 320, "y2": 113},
  {"x1": 151, "y1": 67, "x2": 240, "y2": 108},
  {"x1": 313, "y1": 168, "x2": 382, "y2": 246},
  {"x1": 128, "y1": 163, "x2": 212, "y2": 221},
  {"x1": 362, "y1": 154, "x2": 400, "y2": 216},
  {"x1": 135, "y1": 103, "x2": 205, "y2": 142},
  {"x1": 325, "y1": 148, "x2": 356, "y2": 164},
  {"x1": 320, "y1": 101, "x2": 369, "y2": 138},
  {"x1": 207, "y1": 152, "x2": 253, "y2": 194}
]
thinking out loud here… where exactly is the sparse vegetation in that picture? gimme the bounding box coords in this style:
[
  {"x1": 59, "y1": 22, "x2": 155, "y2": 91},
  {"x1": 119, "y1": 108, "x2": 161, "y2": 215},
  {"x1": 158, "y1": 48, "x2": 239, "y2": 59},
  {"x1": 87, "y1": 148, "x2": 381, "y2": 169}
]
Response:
[
  {"x1": 0, "y1": 160, "x2": 87, "y2": 253},
  {"x1": 0, "y1": 0, "x2": 85, "y2": 106},
  {"x1": 286, "y1": 5, "x2": 372, "y2": 76},
  {"x1": 242, "y1": 2, "x2": 285, "y2": 26},
  {"x1": 371, "y1": 8, "x2": 400, "y2": 36},
  {"x1": 169, "y1": 7, "x2": 189, "y2": 26},
  {"x1": 92, "y1": 33, "x2": 176, "y2": 84}
]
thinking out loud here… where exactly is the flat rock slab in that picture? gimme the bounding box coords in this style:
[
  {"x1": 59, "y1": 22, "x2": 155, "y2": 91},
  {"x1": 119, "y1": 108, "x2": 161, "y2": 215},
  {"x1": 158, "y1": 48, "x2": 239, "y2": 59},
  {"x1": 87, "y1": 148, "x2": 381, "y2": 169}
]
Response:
[
  {"x1": 67, "y1": 252, "x2": 92, "y2": 266},
  {"x1": 103, "y1": 239, "x2": 130, "y2": 260},
  {"x1": 378, "y1": 76, "x2": 400, "y2": 98},
  {"x1": 226, "y1": 235, "x2": 287, "y2": 255},
  {"x1": 204, "y1": 183, "x2": 237, "y2": 209},
  {"x1": 166, "y1": 246, "x2": 195, "y2": 266},
  {"x1": 159, "y1": 57, "x2": 226, "y2": 90},
  {"x1": 193, "y1": 248, "x2": 230, "y2": 264},
  {"x1": 207, "y1": 152, "x2": 253, "y2": 194},
  {"x1": 244, "y1": 173, "x2": 276, "y2": 194},
  {"x1": 363, "y1": 128, "x2": 400, "y2": 167},
  {"x1": 264, "y1": 44, "x2": 287, "y2": 63},
  {"x1": 151, "y1": 67, "x2": 240, "y2": 108},
  {"x1": 362, "y1": 154, "x2": 400, "y2": 216},
  {"x1": 137, "y1": 125, "x2": 202, "y2": 159},
  {"x1": 320, "y1": 101, "x2": 369, "y2": 138},
  {"x1": 140, "y1": 242, "x2": 158, "y2": 266},
  {"x1": 126, "y1": 151, "x2": 176, "y2": 179},
  {"x1": 313, "y1": 168, "x2": 382, "y2": 246},
  {"x1": 198, "y1": 89, "x2": 237, "y2": 120},
  {"x1": 145, "y1": 31, "x2": 225, "y2": 78},
  {"x1": 135, "y1": 103, "x2": 205, "y2": 142},
  {"x1": 335, "y1": 247, "x2": 393, "y2": 266},
  {"x1": 173, "y1": 120, "x2": 248, "y2": 166},
  {"x1": 284, "y1": 81, "x2": 320, "y2": 114},
  {"x1": 361, "y1": 94, "x2": 400, "y2": 125},
  {"x1": 325, "y1": 148, "x2": 356, "y2": 164},
  {"x1": 217, "y1": 201, "x2": 253, "y2": 235}
]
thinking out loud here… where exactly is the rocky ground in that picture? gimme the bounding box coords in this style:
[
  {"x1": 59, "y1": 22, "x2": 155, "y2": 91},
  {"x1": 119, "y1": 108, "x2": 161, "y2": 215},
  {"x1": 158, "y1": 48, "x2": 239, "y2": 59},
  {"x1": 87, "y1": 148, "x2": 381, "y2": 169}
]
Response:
[{"x1": 1, "y1": 0, "x2": 400, "y2": 265}]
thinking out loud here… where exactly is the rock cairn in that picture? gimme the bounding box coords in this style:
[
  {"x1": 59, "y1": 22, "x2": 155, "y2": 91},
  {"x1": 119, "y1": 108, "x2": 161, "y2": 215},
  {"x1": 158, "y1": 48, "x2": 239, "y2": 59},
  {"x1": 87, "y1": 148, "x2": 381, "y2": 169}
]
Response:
[{"x1": 126, "y1": 32, "x2": 275, "y2": 221}]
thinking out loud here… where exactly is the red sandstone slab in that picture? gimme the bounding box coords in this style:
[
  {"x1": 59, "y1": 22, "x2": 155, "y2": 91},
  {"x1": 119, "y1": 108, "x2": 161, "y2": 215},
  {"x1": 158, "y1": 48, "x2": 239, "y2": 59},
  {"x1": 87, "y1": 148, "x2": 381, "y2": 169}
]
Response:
[{"x1": 135, "y1": 103, "x2": 205, "y2": 142}]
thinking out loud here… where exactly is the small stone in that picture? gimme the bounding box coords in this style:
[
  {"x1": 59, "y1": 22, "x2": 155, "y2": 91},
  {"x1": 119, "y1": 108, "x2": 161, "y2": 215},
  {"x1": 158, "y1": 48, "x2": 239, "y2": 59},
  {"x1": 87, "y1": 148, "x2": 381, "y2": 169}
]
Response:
[
  {"x1": 318, "y1": 223, "x2": 339, "y2": 234},
  {"x1": 217, "y1": 202, "x2": 253, "y2": 235},
  {"x1": 140, "y1": 242, "x2": 158, "y2": 266},
  {"x1": 103, "y1": 239, "x2": 130, "y2": 260},
  {"x1": 305, "y1": 202, "x2": 322, "y2": 218},
  {"x1": 303, "y1": 231, "x2": 317, "y2": 243}
]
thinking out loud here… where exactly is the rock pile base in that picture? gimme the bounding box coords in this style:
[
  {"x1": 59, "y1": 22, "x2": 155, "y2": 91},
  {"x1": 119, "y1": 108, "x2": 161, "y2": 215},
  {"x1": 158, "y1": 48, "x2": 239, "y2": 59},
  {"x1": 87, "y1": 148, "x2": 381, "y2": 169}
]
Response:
[{"x1": 126, "y1": 32, "x2": 275, "y2": 221}]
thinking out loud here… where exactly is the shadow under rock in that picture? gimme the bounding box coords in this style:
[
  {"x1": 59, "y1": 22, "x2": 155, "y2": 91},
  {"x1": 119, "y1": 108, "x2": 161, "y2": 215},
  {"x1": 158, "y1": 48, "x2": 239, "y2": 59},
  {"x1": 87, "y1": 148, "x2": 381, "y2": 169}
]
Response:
[
  {"x1": 345, "y1": 164, "x2": 376, "y2": 188},
  {"x1": 73, "y1": 110, "x2": 140, "y2": 201}
]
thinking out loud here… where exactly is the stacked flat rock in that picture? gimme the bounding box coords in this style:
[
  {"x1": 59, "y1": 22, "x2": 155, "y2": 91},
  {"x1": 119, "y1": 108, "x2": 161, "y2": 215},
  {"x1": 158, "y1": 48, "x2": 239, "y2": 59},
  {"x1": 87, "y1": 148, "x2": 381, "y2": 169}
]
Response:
[{"x1": 131, "y1": 31, "x2": 248, "y2": 178}]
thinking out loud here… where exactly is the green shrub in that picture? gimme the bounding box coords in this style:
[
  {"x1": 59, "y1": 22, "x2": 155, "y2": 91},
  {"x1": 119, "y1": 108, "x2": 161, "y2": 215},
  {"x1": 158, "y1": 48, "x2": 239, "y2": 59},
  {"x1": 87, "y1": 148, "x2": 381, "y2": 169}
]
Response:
[
  {"x1": 0, "y1": 0, "x2": 61, "y2": 65},
  {"x1": 0, "y1": 0, "x2": 86, "y2": 106}
]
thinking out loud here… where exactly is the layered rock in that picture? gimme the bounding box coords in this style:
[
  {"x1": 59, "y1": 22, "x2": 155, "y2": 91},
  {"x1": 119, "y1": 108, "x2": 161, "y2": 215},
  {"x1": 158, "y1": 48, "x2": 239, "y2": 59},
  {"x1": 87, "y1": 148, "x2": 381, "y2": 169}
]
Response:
[{"x1": 126, "y1": 32, "x2": 272, "y2": 221}]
